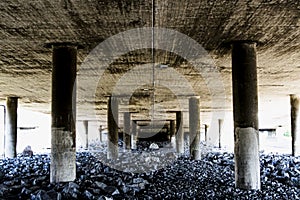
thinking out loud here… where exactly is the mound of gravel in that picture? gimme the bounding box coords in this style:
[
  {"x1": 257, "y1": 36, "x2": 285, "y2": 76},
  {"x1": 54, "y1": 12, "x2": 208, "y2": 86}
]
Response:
[{"x1": 0, "y1": 148, "x2": 300, "y2": 199}]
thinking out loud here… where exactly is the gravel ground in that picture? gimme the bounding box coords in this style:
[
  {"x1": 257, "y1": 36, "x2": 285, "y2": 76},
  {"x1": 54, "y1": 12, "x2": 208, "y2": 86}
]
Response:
[{"x1": 0, "y1": 143, "x2": 300, "y2": 200}]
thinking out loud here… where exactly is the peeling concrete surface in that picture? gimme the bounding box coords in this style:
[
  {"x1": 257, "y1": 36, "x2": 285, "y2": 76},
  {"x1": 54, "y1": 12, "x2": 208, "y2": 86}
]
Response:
[{"x1": 234, "y1": 127, "x2": 260, "y2": 190}]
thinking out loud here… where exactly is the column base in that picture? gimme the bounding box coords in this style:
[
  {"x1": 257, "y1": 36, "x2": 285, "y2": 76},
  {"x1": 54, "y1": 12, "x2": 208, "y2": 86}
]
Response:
[
  {"x1": 234, "y1": 127, "x2": 260, "y2": 190},
  {"x1": 50, "y1": 128, "x2": 76, "y2": 183}
]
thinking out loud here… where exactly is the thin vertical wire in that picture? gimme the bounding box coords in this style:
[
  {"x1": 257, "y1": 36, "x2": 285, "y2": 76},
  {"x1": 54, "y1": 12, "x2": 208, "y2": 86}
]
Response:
[{"x1": 151, "y1": 0, "x2": 155, "y2": 128}]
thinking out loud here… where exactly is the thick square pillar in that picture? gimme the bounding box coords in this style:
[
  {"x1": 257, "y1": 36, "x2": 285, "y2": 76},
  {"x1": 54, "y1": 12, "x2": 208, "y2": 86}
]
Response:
[
  {"x1": 123, "y1": 112, "x2": 131, "y2": 150},
  {"x1": 107, "y1": 96, "x2": 119, "y2": 159},
  {"x1": 176, "y1": 111, "x2": 184, "y2": 154},
  {"x1": 50, "y1": 43, "x2": 77, "y2": 183},
  {"x1": 5, "y1": 97, "x2": 18, "y2": 158},
  {"x1": 232, "y1": 41, "x2": 260, "y2": 190},
  {"x1": 189, "y1": 97, "x2": 201, "y2": 160},
  {"x1": 290, "y1": 94, "x2": 300, "y2": 156}
]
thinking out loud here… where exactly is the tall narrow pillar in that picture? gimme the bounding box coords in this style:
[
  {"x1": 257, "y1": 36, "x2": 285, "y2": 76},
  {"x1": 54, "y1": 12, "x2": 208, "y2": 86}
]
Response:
[
  {"x1": 176, "y1": 111, "x2": 184, "y2": 154},
  {"x1": 189, "y1": 97, "x2": 201, "y2": 160},
  {"x1": 170, "y1": 120, "x2": 175, "y2": 141},
  {"x1": 83, "y1": 120, "x2": 88, "y2": 149},
  {"x1": 107, "y1": 96, "x2": 119, "y2": 159},
  {"x1": 232, "y1": 41, "x2": 260, "y2": 190},
  {"x1": 204, "y1": 124, "x2": 208, "y2": 143},
  {"x1": 218, "y1": 119, "x2": 224, "y2": 149},
  {"x1": 123, "y1": 112, "x2": 131, "y2": 149},
  {"x1": 99, "y1": 125, "x2": 103, "y2": 142},
  {"x1": 5, "y1": 97, "x2": 18, "y2": 158},
  {"x1": 290, "y1": 94, "x2": 300, "y2": 156},
  {"x1": 131, "y1": 120, "x2": 137, "y2": 149},
  {"x1": 50, "y1": 44, "x2": 77, "y2": 183}
]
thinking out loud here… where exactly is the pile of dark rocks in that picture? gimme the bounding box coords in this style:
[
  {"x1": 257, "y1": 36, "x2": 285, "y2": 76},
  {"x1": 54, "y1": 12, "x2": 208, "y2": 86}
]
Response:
[{"x1": 0, "y1": 149, "x2": 300, "y2": 199}]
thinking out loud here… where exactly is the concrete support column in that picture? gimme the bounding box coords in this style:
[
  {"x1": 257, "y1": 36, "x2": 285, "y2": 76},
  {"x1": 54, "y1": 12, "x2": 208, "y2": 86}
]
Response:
[
  {"x1": 218, "y1": 119, "x2": 224, "y2": 149},
  {"x1": 189, "y1": 97, "x2": 201, "y2": 160},
  {"x1": 107, "y1": 96, "x2": 119, "y2": 159},
  {"x1": 131, "y1": 120, "x2": 137, "y2": 149},
  {"x1": 290, "y1": 94, "x2": 300, "y2": 156},
  {"x1": 123, "y1": 112, "x2": 131, "y2": 150},
  {"x1": 176, "y1": 111, "x2": 184, "y2": 154},
  {"x1": 5, "y1": 97, "x2": 18, "y2": 158},
  {"x1": 232, "y1": 41, "x2": 260, "y2": 190},
  {"x1": 50, "y1": 44, "x2": 77, "y2": 183},
  {"x1": 204, "y1": 124, "x2": 208, "y2": 143},
  {"x1": 136, "y1": 125, "x2": 140, "y2": 147},
  {"x1": 170, "y1": 120, "x2": 175, "y2": 141},
  {"x1": 99, "y1": 125, "x2": 103, "y2": 142},
  {"x1": 83, "y1": 120, "x2": 88, "y2": 149}
]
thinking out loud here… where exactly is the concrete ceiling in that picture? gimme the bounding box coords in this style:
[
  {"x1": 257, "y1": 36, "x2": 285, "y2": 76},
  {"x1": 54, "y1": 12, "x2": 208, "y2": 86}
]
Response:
[{"x1": 0, "y1": 0, "x2": 299, "y2": 126}]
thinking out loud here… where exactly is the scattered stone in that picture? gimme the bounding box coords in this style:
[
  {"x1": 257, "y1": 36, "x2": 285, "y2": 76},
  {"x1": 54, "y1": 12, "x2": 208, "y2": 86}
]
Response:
[
  {"x1": 1, "y1": 145, "x2": 300, "y2": 199},
  {"x1": 94, "y1": 181, "x2": 107, "y2": 190},
  {"x1": 34, "y1": 189, "x2": 51, "y2": 200},
  {"x1": 83, "y1": 190, "x2": 94, "y2": 200},
  {"x1": 149, "y1": 143, "x2": 159, "y2": 150},
  {"x1": 103, "y1": 186, "x2": 119, "y2": 195},
  {"x1": 22, "y1": 145, "x2": 33, "y2": 157}
]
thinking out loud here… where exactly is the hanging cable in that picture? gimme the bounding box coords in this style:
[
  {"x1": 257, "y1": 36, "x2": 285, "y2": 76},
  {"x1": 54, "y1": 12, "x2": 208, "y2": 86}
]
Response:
[{"x1": 151, "y1": 0, "x2": 155, "y2": 128}]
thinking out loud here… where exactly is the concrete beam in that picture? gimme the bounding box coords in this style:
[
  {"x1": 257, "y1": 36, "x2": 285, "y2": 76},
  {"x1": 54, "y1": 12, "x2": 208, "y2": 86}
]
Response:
[
  {"x1": 189, "y1": 97, "x2": 201, "y2": 160},
  {"x1": 232, "y1": 41, "x2": 260, "y2": 190},
  {"x1": 50, "y1": 44, "x2": 77, "y2": 183},
  {"x1": 290, "y1": 94, "x2": 300, "y2": 156},
  {"x1": 5, "y1": 97, "x2": 18, "y2": 158}
]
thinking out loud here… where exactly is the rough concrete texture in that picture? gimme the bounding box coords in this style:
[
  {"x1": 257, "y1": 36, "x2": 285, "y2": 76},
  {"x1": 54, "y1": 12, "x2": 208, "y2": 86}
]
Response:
[
  {"x1": 0, "y1": 1, "x2": 298, "y2": 126},
  {"x1": 234, "y1": 127, "x2": 260, "y2": 190},
  {"x1": 189, "y1": 97, "x2": 201, "y2": 160},
  {"x1": 50, "y1": 128, "x2": 76, "y2": 183},
  {"x1": 5, "y1": 97, "x2": 18, "y2": 158},
  {"x1": 290, "y1": 94, "x2": 300, "y2": 156}
]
